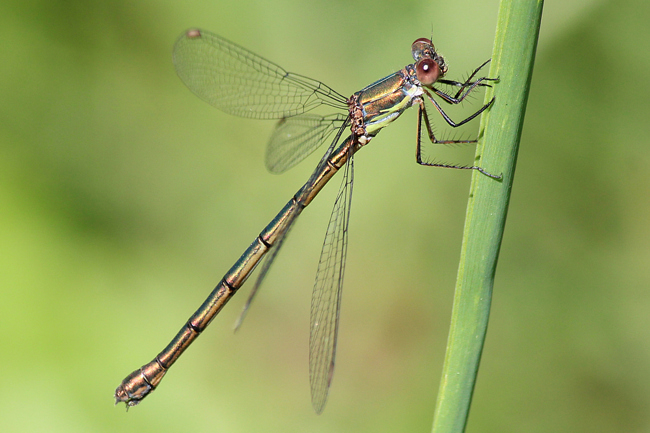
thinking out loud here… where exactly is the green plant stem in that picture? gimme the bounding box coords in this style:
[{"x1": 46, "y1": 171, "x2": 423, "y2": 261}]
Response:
[{"x1": 431, "y1": 1, "x2": 543, "y2": 432}]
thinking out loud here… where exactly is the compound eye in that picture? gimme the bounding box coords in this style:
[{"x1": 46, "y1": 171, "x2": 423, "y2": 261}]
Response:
[
  {"x1": 411, "y1": 37, "x2": 433, "y2": 61},
  {"x1": 415, "y1": 58, "x2": 440, "y2": 86},
  {"x1": 413, "y1": 37, "x2": 432, "y2": 45}
]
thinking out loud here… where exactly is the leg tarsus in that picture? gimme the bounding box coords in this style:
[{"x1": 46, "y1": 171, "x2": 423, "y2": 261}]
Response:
[{"x1": 418, "y1": 159, "x2": 502, "y2": 180}]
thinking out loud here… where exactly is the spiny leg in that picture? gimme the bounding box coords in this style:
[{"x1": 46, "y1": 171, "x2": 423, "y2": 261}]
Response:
[
  {"x1": 416, "y1": 99, "x2": 477, "y2": 148},
  {"x1": 437, "y1": 59, "x2": 499, "y2": 100},
  {"x1": 437, "y1": 77, "x2": 495, "y2": 88},
  {"x1": 424, "y1": 90, "x2": 495, "y2": 128},
  {"x1": 415, "y1": 100, "x2": 501, "y2": 179},
  {"x1": 432, "y1": 77, "x2": 493, "y2": 105},
  {"x1": 438, "y1": 59, "x2": 491, "y2": 88},
  {"x1": 435, "y1": 59, "x2": 498, "y2": 102}
]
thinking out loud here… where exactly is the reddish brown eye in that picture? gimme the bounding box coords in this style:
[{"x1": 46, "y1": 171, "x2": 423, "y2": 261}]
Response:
[
  {"x1": 411, "y1": 37, "x2": 433, "y2": 61},
  {"x1": 415, "y1": 58, "x2": 440, "y2": 86},
  {"x1": 412, "y1": 37, "x2": 432, "y2": 47}
]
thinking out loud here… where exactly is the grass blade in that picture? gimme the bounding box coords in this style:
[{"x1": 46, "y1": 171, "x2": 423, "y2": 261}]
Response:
[{"x1": 431, "y1": 1, "x2": 544, "y2": 432}]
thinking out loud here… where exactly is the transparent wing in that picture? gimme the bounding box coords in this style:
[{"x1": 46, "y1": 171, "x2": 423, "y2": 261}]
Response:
[
  {"x1": 234, "y1": 119, "x2": 351, "y2": 331},
  {"x1": 173, "y1": 29, "x2": 348, "y2": 119},
  {"x1": 266, "y1": 113, "x2": 347, "y2": 173},
  {"x1": 309, "y1": 148, "x2": 354, "y2": 414}
]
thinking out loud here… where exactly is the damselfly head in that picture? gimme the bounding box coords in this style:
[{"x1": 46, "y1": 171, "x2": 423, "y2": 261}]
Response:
[{"x1": 411, "y1": 38, "x2": 447, "y2": 86}]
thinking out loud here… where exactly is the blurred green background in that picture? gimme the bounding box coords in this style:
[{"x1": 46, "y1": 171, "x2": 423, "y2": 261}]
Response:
[{"x1": 2, "y1": 0, "x2": 649, "y2": 432}]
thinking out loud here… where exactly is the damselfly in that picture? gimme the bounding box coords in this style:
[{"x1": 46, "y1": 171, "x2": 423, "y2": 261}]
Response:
[{"x1": 115, "y1": 28, "x2": 499, "y2": 414}]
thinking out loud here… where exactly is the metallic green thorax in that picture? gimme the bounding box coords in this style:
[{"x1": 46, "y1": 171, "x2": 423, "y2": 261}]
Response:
[{"x1": 354, "y1": 66, "x2": 422, "y2": 137}]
